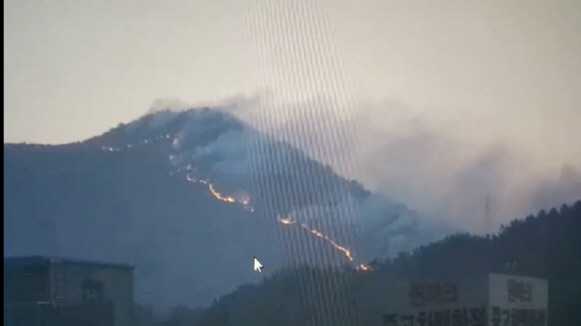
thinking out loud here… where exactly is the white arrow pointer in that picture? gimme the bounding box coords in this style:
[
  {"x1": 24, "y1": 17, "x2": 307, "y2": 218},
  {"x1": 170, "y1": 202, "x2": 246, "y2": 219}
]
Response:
[{"x1": 253, "y1": 257, "x2": 263, "y2": 273}]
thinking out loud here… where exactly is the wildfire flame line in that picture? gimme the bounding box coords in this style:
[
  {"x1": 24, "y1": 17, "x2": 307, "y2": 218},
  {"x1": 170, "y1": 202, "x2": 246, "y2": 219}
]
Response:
[
  {"x1": 278, "y1": 219, "x2": 371, "y2": 271},
  {"x1": 277, "y1": 216, "x2": 354, "y2": 261},
  {"x1": 186, "y1": 175, "x2": 253, "y2": 212},
  {"x1": 100, "y1": 134, "x2": 172, "y2": 152},
  {"x1": 100, "y1": 135, "x2": 370, "y2": 270},
  {"x1": 209, "y1": 183, "x2": 237, "y2": 203},
  {"x1": 186, "y1": 177, "x2": 369, "y2": 270}
]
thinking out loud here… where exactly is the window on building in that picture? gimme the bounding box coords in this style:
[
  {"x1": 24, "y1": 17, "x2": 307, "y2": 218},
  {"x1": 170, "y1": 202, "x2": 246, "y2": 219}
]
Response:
[{"x1": 82, "y1": 279, "x2": 104, "y2": 302}]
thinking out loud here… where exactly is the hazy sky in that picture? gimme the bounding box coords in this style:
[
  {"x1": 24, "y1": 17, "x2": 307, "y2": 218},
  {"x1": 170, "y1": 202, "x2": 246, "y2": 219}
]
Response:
[
  {"x1": 4, "y1": 0, "x2": 581, "y2": 239},
  {"x1": 5, "y1": 0, "x2": 580, "y2": 144},
  {"x1": 5, "y1": 1, "x2": 581, "y2": 227}
]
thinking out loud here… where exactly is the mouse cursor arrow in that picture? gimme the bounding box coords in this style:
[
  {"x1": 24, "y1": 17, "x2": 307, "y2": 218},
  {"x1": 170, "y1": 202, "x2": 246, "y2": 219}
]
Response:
[{"x1": 253, "y1": 257, "x2": 263, "y2": 273}]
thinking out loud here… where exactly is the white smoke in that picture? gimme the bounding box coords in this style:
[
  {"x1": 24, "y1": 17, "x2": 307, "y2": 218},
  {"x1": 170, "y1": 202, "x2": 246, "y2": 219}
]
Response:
[
  {"x1": 144, "y1": 90, "x2": 580, "y2": 258},
  {"x1": 141, "y1": 103, "x2": 435, "y2": 261},
  {"x1": 148, "y1": 97, "x2": 193, "y2": 114},
  {"x1": 285, "y1": 191, "x2": 446, "y2": 262},
  {"x1": 181, "y1": 91, "x2": 581, "y2": 236}
]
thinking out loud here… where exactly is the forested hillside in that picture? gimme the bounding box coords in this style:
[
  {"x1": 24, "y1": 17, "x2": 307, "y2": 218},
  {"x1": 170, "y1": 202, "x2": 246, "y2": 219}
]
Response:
[
  {"x1": 155, "y1": 201, "x2": 581, "y2": 326},
  {"x1": 4, "y1": 108, "x2": 435, "y2": 309}
]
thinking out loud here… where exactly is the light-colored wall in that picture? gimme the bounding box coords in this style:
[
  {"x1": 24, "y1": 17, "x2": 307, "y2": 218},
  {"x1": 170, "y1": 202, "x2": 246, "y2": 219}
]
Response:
[
  {"x1": 377, "y1": 274, "x2": 548, "y2": 326},
  {"x1": 359, "y1": 275, "x2": 489, "y2": 325},
  {"x1": 488, "y1": 273, "x2": 548, "y2": 309},
  {"x1": 53, "y1": 262, "x2": 134, "y2": 326},
  {"x1": 395, "y1": 276, "x2": 489, "y2": 322},
  {"x1": 488, "y1": 273, "x2": 548, "y2": 326}
]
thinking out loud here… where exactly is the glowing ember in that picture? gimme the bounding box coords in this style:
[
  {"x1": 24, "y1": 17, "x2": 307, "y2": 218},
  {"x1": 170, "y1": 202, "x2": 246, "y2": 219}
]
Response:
[
  {"x1": 99, "y1": 134, "x2": 368, "y2": 269},
  {"x1": 277, "y1": 216, "x2": 355, "y2": 262},
  {"x1": 99, "y1": 134, "x2": 174, "y2": 152},
  {"x1": 357, "y1": 264, "x2": 372, "y2": 271},
  {"x1": 277, "y1": 216, "x2": 296, "y2": 225}
]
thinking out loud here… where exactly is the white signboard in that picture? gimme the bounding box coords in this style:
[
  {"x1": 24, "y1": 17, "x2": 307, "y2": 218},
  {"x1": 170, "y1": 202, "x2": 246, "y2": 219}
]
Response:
[
  {"x1": 488, "y1": 273, "x2": 548, "y2": 326},
  {"x1": 382, "y1": 278, "x2": 488, "y2": 326},
  {"x1": 380, "y1": 274, "x2": 548, "y2": 326}
]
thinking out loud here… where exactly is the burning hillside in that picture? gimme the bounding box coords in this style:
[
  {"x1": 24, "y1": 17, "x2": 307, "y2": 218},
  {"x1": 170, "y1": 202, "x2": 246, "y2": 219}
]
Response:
[{"x1": 4, "y1": 107, "x2": 436, "y2": 308}]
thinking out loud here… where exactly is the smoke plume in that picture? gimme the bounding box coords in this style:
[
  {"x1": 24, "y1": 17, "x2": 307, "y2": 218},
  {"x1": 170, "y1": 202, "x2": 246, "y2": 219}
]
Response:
[{"x1": 214, "y1": 91, "x2": 581, "y2": 235}]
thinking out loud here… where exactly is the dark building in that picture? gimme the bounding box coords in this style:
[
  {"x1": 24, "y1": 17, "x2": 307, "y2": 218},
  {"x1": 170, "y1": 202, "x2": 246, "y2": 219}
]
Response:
[{"x1": 4, "y1": 256, "x2": 135, "y2": 326}]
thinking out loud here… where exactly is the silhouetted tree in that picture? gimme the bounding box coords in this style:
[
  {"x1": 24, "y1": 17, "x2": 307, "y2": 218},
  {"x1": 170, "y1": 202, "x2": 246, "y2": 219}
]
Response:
[{"x1": 163, "y1": 201, "x2": 581, "y2": 326}]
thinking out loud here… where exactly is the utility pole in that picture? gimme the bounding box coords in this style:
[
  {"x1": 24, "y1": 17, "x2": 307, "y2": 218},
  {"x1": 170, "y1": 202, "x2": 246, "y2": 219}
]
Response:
[
  {"x1": 485, "y1": 193, "x2": 492, "y2": 235},
  {"x1": 485, "y1": 193, "x2": 494, "y2": 274}
]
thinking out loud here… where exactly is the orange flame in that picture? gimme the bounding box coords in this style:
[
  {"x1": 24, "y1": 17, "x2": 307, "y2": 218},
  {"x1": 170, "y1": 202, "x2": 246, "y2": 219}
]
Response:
[
  {"x1": 187, "y1": 175, "x2": 253, "y2": 212},
  {"x1": 277, "y1": 216, "x2": 296, "y2": 225},
  {"x1": 107, "y1": 136, "x2": 370, "y2": 270},
  {"x1": 277, "y1": 216, "x2": 355, "y2": 262},
  {"x1": 357, "y1": 264, "x2": 371, "y2": 271},
  {"x1": 100, "y1": 134, "x2": 174, "y2": 152},
  {"x1": 208, "y1": 183, "x2": 237, "y2": 203}
]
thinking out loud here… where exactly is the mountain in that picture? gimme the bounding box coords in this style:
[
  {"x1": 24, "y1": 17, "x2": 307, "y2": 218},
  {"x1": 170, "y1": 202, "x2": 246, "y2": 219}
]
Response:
[
  {"x1": 159, "y1": 201, "x2": 581, "y2": 326},
  {"x1": 3, "y1": 107, "x2": 441, "y2": 309}
]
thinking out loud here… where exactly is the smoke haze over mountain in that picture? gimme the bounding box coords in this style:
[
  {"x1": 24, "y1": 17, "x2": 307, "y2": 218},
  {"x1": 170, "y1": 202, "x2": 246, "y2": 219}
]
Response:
[
  {"x1": 4, "y1": 93, "x2": 580, "y2": 312},
  {"x1": 5, "y1": 2, "x2": 581, "y2": 323},
  {"x1": 152, "y1": 91, "x2": 581, "y2": 235},
  {"x1": 4, "y1": 106, "x2": 441, "y2": 310}
]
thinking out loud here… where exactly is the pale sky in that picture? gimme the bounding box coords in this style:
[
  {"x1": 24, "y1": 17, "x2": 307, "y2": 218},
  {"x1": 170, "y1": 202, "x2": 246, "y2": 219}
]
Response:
[
  {"x1": 4, "y1": 0, "x2": 581, "y2": 233},
  {"x1": 4, "y1": 0, "x2": 581, "y2": 159}
]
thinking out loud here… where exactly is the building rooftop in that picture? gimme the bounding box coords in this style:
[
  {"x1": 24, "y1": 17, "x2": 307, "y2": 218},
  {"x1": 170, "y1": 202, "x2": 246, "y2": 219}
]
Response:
[{"x1": 4, "y1": 255, "x2": 135, "y2": 271}]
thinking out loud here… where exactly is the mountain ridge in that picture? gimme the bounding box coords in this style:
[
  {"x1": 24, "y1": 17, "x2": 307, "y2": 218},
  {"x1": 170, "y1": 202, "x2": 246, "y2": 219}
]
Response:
[
  {"x1": 160, "y1": 200, "x2": 581, "y2": 326},
  {"x1": 4, "y1": 107, "x2": 444, "y2": 308}
]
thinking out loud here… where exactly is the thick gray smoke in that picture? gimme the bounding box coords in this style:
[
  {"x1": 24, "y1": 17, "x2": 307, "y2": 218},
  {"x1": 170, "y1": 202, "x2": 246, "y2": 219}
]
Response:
[
  {"x1": 212, "y1": 91, "x2": 581, "y2": 235},
  {"x1": 145, "y1": 96, "x2": 452, "y2": 263},
  {"x1": 284, "y1": 192, "x2": 446, "y2": 262},
  {"x1": 144, "y1": 90, "x2": 580, "y2": 268}
]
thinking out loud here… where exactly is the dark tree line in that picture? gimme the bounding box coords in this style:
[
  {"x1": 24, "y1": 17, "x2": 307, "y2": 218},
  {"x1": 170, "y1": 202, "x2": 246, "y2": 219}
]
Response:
[{"x1": 151, "y1": 200, "x2": 581, "y2": 326}]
